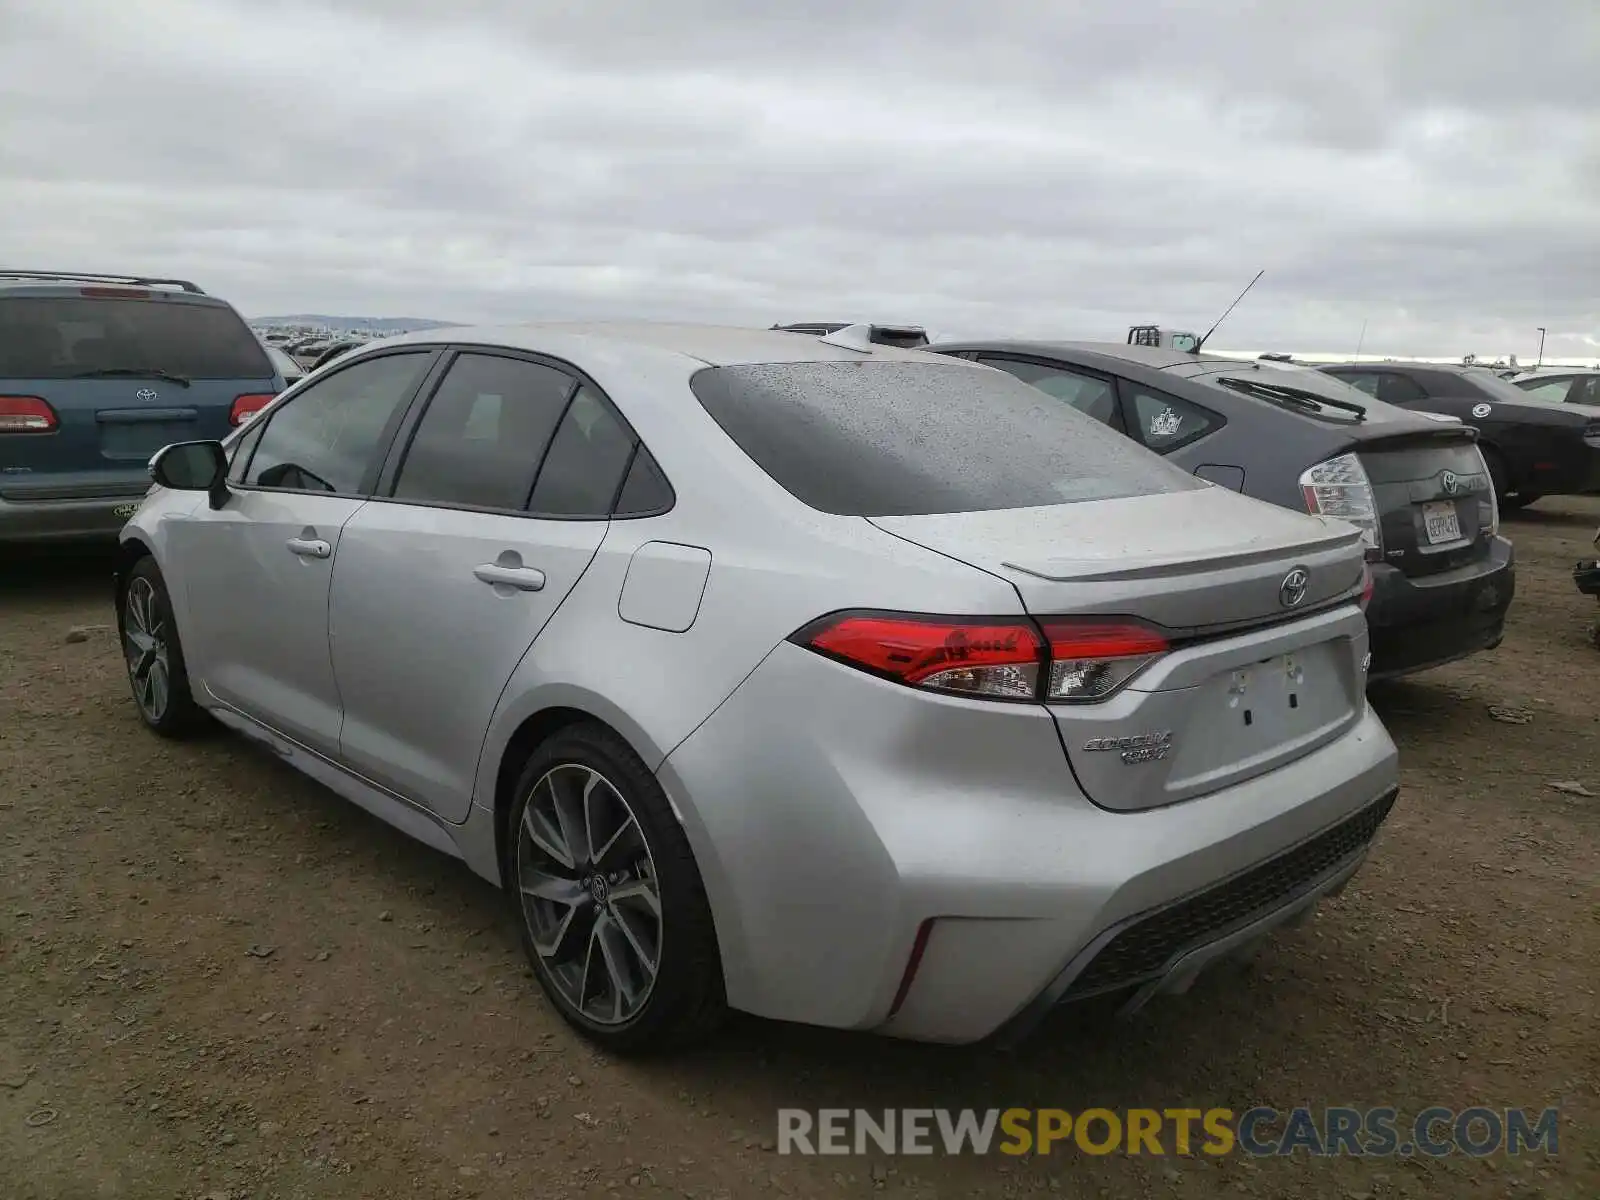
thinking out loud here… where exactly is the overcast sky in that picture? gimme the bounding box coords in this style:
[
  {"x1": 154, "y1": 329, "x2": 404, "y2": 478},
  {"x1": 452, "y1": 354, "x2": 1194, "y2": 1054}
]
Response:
[{"x1": 3, "y1": 0, "x2": 1597, "y2": 357}]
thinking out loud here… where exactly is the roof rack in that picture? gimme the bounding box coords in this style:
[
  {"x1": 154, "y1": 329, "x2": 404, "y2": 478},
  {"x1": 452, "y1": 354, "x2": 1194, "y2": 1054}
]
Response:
[{"x1": 0, "y1": 269, "x2": 206, "y2": 295}]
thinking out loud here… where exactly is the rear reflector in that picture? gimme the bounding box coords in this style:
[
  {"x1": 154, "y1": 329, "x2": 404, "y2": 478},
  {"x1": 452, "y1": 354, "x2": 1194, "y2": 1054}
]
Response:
[
  {"x1": 0, "y1": 395, "x2": 58, "y2": 433},
  {"x1": 1358, "y1": 563, "x2": 1374, "y2": 612},
  {"x1": 230, "y1": 393, "x2": 276, "y2": 426},
  {"x1": 794, "y1": 611, "x2": 1169, "y2": 704},
  {"x1": 887, "y1": 918, "x2": 936, "y2": 1019}
]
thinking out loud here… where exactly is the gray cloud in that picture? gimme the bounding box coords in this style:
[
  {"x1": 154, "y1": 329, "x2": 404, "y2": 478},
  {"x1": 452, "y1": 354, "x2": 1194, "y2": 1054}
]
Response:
[{"x1": 2, "y1": 0, "x2": 1597, "y2": 357}]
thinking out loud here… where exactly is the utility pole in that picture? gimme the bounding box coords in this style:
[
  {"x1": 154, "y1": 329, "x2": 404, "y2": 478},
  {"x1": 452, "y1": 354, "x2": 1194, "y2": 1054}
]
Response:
[{"x1": 1536, "y1": 327, "x2": 1546, "y2": 370}]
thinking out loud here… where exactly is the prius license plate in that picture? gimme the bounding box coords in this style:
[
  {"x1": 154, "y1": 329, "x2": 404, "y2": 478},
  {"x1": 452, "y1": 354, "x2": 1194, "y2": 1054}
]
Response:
[{"x1": 1422, "y1": 501, "x2": 1461, "y2": 545}]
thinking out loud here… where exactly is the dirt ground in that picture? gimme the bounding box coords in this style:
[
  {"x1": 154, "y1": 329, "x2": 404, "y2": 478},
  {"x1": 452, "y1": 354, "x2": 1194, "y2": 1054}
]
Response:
[{"x1": 2, "y1": 501, "x2": 1597, "y2": 1200}]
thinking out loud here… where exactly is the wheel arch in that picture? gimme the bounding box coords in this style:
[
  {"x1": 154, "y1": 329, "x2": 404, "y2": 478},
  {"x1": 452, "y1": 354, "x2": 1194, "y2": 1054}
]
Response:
[{"x1": 113, "y1": 534, "x2": 155, "y2": 607}]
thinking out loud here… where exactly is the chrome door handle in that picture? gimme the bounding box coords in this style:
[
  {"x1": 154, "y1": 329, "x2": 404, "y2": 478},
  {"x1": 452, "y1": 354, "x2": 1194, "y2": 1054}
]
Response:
[
  {"x1": 473, "y1": 563, "x2": 546, "y2": 591},
  {"x1": 286, "y1": 537, "x2": 331, "y2": 559}
]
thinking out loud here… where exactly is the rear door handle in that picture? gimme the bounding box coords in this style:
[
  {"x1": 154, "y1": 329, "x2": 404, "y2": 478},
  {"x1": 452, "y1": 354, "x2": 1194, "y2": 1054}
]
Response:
[
  {"x1": 286, "y1": 537, "x2": 331, "y2": 559},
  {"x1": 473, "y1": 563, "x2": 546, "y2": 592}
]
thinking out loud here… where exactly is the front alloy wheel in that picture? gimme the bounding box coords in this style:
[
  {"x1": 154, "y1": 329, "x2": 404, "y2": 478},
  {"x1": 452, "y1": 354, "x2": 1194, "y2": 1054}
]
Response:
[
  {"x1": 516, "y1": 764, "x2": 663, "y2": 1026},
  {"x1": 123, "y1": 575, "x2": 173, "y2": 723}
]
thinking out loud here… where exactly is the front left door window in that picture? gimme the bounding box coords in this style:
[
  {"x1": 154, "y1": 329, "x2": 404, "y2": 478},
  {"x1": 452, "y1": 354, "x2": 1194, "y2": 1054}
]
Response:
[{"x1": 171, "y1": 350, "x2": 435, "y2": 754}]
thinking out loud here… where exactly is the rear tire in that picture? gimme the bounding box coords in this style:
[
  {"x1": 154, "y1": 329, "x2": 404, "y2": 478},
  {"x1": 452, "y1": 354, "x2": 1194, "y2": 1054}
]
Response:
[
  {"x1": 119, "y1": 557, "x2": 208, "y2": 738},
  {"x1": 506, "y1": 722, "x2": 726, "y2": 1054},
  {"x1": 1482, "y1": 447, "x2": 1511, "y2": 505}
]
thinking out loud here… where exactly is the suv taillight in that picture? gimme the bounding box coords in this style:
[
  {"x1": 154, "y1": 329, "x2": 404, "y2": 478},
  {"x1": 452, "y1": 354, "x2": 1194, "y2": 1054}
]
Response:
[
  {"x1": 1299, "y1": 451, "x2": 1381, "y2": 550},
  {"x1": 230, "y1": 393, "x2": 276, "y2": 426},
  {"x1": 0, "y1": 395, "x2": 58, "y2": 433},
  {"x1": 794, "y1": 612, "x2": 1168, "y2": 704}
]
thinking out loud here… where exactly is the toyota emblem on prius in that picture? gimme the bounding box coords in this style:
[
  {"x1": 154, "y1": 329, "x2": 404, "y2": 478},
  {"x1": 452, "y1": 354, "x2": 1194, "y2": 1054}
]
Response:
[
  {"x1": 136, "y1": 388, "x2": 158, "y2": 401},
  {"x1": 1279, "y1": 567, "x2": 1310, "y2": 609},
  {"x1": 1441, "y1": 470, "x2": 1460, "y2": 495}
]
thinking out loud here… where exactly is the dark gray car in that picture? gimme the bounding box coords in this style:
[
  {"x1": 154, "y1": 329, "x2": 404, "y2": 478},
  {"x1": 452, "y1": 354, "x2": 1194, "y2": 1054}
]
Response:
[{"x1": 928, "y1": 340, "x2": 1516, "y2": 681}]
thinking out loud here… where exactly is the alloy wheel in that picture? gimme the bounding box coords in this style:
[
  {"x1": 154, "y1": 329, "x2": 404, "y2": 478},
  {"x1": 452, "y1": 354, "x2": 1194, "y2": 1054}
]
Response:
[
  {"x1": 123, "y1": 577, "x2": 172, "y2": 723},
  {"x1": 515, "y1": 764, "x2": 662, "y2": 1025}
]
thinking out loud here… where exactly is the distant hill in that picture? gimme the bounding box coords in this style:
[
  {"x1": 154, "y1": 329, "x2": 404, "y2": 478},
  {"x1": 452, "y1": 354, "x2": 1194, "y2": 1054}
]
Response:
[{"x1": 251, "y1": 315, "x2": 458, "y2": 333}]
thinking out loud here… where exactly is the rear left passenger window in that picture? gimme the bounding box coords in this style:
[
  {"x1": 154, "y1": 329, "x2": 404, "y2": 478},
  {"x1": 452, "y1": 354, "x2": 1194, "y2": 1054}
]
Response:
[
  {"x1": 391, "y1": 353, "x2": 575, "y2": 511},
  {"x1": 527, "y1": 386, "x2": 637, "y2": 517},
  {"x1": 1125, "y1": 386, "x2": 1221, "y2": 452}
]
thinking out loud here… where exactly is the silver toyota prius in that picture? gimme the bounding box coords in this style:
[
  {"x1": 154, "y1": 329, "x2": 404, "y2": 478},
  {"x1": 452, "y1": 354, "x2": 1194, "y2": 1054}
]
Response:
[{"x1": 115, "y1": 322, "x2": 1400, "y2": 1052}]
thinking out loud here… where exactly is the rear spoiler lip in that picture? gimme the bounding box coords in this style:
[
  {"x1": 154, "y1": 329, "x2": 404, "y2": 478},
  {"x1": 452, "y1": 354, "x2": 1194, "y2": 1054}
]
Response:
[{"x1": 998, "y1": 526, "x2": 1364, "y2": 584}]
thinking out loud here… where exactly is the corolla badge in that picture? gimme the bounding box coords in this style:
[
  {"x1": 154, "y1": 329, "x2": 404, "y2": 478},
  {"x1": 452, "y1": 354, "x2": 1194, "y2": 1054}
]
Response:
[
  {"x1": 1279, "y1": 566, "x2": 1310, "y2": 608},
  {"x1": 136, "y1": 388, "x2": 158, "y2": 401},
  {"x1": 1441, "y1": 470, "x2": 1460, "y2": 495},
  {"x1": 1083, "y1": 731, "x2": 1173, "y2": 765},
  {"x1": 1471, "y1": 402, "x2": 1492, "y2": 418}
]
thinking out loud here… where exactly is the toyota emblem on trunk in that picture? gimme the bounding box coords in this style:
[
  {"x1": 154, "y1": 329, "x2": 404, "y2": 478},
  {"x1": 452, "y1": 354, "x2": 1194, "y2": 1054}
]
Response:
[
  {"x1": 1441, "y1": 470, "x2": 1460, "y2": 494},
  {"x1": 1279, "y1": 567, "x2": 1310, "y2": 608},
  {"x1": 136, "y1": 388, "x2": 158, "y2": 401}
]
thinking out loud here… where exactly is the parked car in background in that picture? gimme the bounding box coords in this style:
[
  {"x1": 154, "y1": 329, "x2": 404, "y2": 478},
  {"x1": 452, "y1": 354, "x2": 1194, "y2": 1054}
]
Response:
[
  {"x1": 0, "y1": 269, "x2": 284, "y2": 543},
  {"x1": 924, "y1": 339, "x2": 1514, "y2": 682},
  {"x1": 116, "y1": 322, "x2": 1397, "y2": 1051},
  {"x1": 1510, "y1": 369, "x2": 1600, "y2": 407},
  {"x1": 308, "y1": 339, "x2": 363, "y2": 372},
  {"x1": 263, "y1": 344, "x2": 306, "y2": 388},
  {"x1": 1315, "y1": 362, "x2": 1600, "y2": 510}
]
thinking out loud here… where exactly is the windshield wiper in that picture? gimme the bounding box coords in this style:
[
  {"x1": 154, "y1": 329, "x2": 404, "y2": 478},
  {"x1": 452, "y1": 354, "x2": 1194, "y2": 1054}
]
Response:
[
  {"x1": 71, "y1": 367, "x2": 191, "y2": 387},
  {"x1": 1216, "y1": 377, "x2": 1366, "y2": 421}
]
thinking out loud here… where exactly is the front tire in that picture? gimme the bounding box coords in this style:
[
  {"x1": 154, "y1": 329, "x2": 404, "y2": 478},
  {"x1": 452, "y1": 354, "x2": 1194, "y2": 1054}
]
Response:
[
  {"x1": 507, "y1": 723, "x2": 726, "y2": 1053},
  {"x1": 119, "y1": 557, "x2": 207, "y2": 737}
]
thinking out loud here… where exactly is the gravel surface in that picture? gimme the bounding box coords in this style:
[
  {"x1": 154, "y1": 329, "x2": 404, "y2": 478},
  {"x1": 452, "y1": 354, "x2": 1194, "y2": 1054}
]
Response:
[{"x1": 3, "y1": 501, "x2": 1598, "y2": 1199}]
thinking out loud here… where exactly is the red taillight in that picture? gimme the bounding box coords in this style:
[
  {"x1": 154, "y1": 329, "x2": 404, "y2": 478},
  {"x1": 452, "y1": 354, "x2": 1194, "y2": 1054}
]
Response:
[
  {"x1": 1037, "y1": 619, "x2": 1169, "y2": 702},
  {"x1": 1359, "y1": 563, "x2": 1374, "y2": 612},
  {"x1": 80, "y1": 286, "x2": 151, "y2": 298},
  {"x1": 803, "y1": 613, "x2": 1043, "y2": 699},
  {"x1": 795, "y1": 611, "x2": 1168, "y2": 704},
  {"x1": 230, "y1": 393, "x2": 276, "y2": 426},
  {"x1": 0, "y1": 395, "x2": 58, "y2": 433}
]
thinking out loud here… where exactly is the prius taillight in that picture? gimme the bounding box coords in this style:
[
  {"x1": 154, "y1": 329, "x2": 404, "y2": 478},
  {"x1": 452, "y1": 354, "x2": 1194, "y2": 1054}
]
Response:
[{"x1": 793, "y1": 612, "x2": 1168, "y2": 704}]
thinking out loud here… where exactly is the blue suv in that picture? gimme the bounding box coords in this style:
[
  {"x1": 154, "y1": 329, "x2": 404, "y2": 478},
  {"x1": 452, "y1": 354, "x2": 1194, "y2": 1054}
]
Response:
[{"x1": 0, "y1": 270, "x2": 284, "y2": 542}]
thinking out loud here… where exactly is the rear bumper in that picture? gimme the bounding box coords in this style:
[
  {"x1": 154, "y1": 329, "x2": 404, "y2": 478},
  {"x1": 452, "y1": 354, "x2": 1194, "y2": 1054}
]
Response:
[
  {"x1": 1365, "y1": 536, "x2": 1515, "y2": 680},
  {"x1": 993, "y1": 787, "x2": 1394, "y2": 1045},
  {"x1": 0, "y1": 490, "x2": 146, "y2": 542},
  {"x1": 658, "y1": 639, "x2": 1400, "y2": 1045}
]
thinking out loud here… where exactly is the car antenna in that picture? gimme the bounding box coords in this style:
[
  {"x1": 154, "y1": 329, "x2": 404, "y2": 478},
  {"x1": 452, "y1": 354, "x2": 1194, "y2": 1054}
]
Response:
[{"x1": 1193, "y1": 269, "x2": 1265, "y2": 353}]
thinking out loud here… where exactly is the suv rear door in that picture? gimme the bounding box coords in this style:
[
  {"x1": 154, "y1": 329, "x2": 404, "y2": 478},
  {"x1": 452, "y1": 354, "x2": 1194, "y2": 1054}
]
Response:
[{"x1": 0, "y1": 288, "x2": 280, "y2": 502}]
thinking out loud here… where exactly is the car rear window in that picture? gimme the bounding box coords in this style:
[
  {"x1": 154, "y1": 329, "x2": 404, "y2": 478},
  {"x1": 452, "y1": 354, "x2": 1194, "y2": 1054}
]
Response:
[
  {"x1": 689, "y1": 360, "x2": 1203, "y2": 516},
  {"x1": 0, "y1": 295, "x2": 273, "y2": 380}
]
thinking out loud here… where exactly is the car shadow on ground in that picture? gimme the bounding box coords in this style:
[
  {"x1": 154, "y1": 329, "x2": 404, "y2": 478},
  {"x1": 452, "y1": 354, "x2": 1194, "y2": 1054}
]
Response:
[
  {"x1": 1501, "y1": 504, "x2": 1597, "y2": 531},
  {"x1": 0, "y1": 542, "x2": 118, "y2": 607}
]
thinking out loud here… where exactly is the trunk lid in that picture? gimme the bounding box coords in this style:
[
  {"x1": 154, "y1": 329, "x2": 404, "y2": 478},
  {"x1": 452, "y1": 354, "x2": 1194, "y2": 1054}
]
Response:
[
  {"x1": 869, "y1": 487, "x2": 1370, "y2": 811},
  {"x1": 1351, "y1": 429, "x2": 1495, "y2": 578}
]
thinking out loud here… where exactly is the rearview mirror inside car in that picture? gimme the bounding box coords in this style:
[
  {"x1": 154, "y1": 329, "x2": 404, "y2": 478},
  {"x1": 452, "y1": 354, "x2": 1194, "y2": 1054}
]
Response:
[{"x1": 149, "y1": 440, "x2": 230, "y2": 508}]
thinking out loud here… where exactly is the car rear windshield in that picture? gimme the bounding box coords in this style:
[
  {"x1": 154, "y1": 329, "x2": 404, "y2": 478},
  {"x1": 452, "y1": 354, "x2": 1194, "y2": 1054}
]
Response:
[
  {"x1": 0, "y1": 295, "x2": 273, "y2": 380},
  {"x1": 689, "y1": 360, "x2": 1203, "y2": 516}
]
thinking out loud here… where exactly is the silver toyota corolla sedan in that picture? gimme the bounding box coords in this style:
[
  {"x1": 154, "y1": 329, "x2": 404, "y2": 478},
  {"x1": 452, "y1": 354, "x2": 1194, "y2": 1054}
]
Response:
[{"x1": 115, "y1": 322, "x2": 1400, "y2": 1052}]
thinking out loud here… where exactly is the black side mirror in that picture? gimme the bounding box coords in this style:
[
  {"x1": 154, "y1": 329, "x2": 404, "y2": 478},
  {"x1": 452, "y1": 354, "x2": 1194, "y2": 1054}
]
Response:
[{"x1": 149, "y1": 440, "x2": 230, "y2": 510}]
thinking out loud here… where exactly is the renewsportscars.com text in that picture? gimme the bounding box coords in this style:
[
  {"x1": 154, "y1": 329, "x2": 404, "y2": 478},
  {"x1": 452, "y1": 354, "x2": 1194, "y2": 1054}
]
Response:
[{"x1": 777, "y1": 1106, "x2": 1560, "y2": 1158}]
